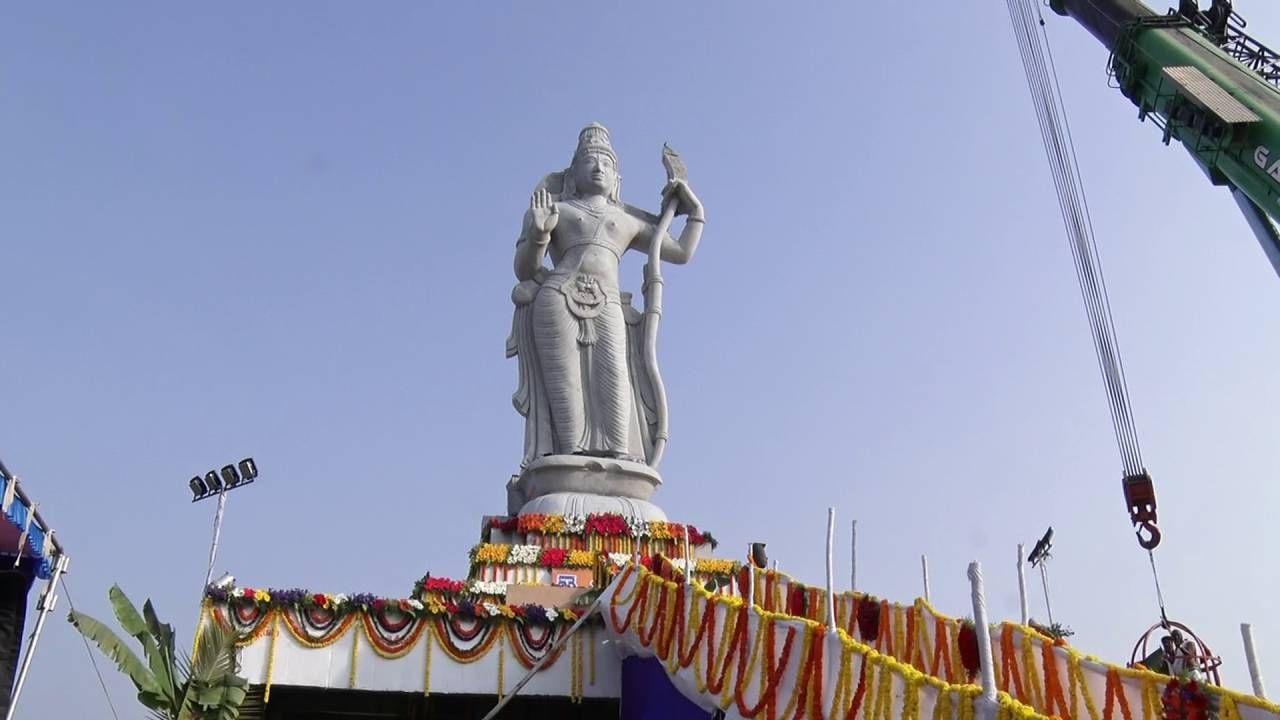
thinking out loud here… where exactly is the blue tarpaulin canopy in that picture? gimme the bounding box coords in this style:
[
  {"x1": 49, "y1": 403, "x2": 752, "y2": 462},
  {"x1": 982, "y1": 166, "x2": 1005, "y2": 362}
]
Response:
[{"x1": 0, "y1": 464, "x2": 56, "y2": 580}]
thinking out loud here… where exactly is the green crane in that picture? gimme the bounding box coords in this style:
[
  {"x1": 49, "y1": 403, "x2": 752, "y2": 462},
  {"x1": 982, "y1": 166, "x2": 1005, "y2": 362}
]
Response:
[{"x1": 1049, "y1": 0, "x2": 1280, "y2": 275}]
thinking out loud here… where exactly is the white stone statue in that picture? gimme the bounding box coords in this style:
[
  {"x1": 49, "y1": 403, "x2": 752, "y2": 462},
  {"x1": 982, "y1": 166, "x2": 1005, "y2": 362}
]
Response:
[{"x1": 505, "y1": 123, "x2": 704, "y2": 521}]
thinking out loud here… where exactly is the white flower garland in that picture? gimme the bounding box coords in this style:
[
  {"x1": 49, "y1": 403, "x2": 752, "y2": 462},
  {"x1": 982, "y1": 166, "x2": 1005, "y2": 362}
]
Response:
[
  {"x1": 469, "y1": 580, "x2": 508, "y2": 596},
  {"x1": 562, "y1": 514, "x2": 586, "y2": 534},
  {"x1": 508, "y1": 544, "x2": 541, "y2": 565}
]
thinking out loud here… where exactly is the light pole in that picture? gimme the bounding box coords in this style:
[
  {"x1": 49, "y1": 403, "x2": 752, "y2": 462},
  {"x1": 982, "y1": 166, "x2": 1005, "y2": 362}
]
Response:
[
  {"x1": 189, "y1": 458, "x2": 258, "y2": 589},
  {"x1": 1027, "y1": 526, "x2": 1055, "y2": 626}
]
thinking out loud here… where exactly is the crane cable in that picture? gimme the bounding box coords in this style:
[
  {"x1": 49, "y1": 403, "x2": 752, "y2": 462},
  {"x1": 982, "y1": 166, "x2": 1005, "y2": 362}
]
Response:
[
  {"x1": 1003, "y1": 0, "x2": 1169, "y2": 620},
  {"x1": 61, "y1": 577, "x2": 122, "y2": 720}
]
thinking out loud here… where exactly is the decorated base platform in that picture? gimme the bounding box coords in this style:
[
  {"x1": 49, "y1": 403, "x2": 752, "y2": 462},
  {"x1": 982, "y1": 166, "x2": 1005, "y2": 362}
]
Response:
[
  {"x1": 200, "y1": 506, "x2": 1280, "y2": 720},
  {"x1": 201, "y1": 510, "x2": 729, "y2": 714}
]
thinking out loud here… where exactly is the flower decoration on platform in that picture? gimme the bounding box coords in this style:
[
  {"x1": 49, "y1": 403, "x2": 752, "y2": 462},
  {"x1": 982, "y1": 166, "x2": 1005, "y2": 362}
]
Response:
[
  {"x1": 472, "y1": 543, "x2": 511, "y2": 564},
  {"x1": 478, "y1": 513, "x2": 719, "y2": 548},
  {"x1": 563, "y1": 514, "x2": 586, "y2": 534},
  {"x1": 508, "y1": 544, "x2": 541, "y2": 564},
  {"x1": 1162, "y1": 676, "x2": 1219, "y2": 720},
  {"x1": 540, "y1": 547, "x2": 569, "y2": 567},
  {"x1": 469, "y1": 580, "x2": 509, "y2": 596},
  {"x1": 566, "y1": 550, "x2": 596, "y2": 568}
]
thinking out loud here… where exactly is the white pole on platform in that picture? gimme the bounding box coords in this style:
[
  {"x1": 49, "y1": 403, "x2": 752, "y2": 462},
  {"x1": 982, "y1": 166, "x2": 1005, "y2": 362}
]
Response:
[
  {"x1": 921, "y1": 555, "x2": 931, "y2": 602},
  {"x1": 1017, "y1": 544, "x2": 1029, "y2": 625},
  {"x1": 968, "y1": 562, "x2": 998, "y2": 706},
  {"x1": 746, "y1": 545, "x2": 755, "y2": 605},
  {"x1": 682, "y1": 527, "x2": 692, "y2": 583},
  {"x1": 1039, "y1": 562, "x2": 1055, "y2": 626},
  {"x1": 825, "y1": 508, "x2": 837, "y2": 630},
  {"x1": 850, "y1": 519, "x2": 857, "y2": 592},
  {"x1": 1243, "y1": 623, "x2": 1269, "y2": 699}
]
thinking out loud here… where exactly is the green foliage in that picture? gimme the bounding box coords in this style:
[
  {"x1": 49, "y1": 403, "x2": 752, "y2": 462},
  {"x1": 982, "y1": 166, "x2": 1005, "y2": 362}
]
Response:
[{"x1": 68, "y1": 584, "x2": 246, "y2": 720}]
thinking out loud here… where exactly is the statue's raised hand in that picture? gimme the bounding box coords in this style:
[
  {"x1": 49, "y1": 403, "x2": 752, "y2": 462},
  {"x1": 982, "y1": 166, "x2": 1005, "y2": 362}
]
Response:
[{"x1": 529, "y1": 189, "x2": 559, "y2": 242}]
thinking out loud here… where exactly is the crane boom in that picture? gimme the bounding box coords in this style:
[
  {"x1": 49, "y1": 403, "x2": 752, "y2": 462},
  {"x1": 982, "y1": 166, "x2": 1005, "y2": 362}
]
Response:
[{"x1": 1049, "y1": 0, "x2": 1280, "y2": 275}]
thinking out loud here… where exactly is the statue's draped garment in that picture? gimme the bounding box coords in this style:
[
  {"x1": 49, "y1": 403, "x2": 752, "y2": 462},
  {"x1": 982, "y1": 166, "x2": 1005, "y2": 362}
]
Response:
[{"x1": 507, "y1": 172, "x2": 663, "y2": 468}]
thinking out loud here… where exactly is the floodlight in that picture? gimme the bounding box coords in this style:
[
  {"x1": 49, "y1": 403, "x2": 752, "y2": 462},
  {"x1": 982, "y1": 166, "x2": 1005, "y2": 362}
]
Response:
[
  {"x1": 189, "y1": 476, "x2": 208, "y2": 501},
  {"x1": 238, "y1": 458, "x2": 258, "y2": 482},
  {"x1": 204, "y1": 470, "x2": 222, "y2": 493},
  {"x1": 1028, "y1": 527, "x2": 1054, "y2": 567},
  {"x1": 220, "y1": 464, "x2": 240, "y2": 488}
]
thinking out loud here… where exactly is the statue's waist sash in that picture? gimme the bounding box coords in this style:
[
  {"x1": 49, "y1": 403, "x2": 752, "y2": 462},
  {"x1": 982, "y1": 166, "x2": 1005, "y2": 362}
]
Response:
[{"x1": 541, "y1": 271, "x2": 620, "y2": 320}]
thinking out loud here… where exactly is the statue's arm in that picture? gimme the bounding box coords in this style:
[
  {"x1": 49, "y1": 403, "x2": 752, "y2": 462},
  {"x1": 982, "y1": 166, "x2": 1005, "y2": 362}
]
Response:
[
  {"x1": 630, "y1": 180, "x2": 704, "y2": 265},
  {"x1": 515, "y1": 192, "x2": 557, "y2": 280}
]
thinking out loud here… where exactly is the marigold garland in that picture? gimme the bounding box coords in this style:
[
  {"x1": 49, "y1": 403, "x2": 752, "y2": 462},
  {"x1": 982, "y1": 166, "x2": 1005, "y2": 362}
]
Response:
[
  {"x1": 497, "y1": 636, "x2": 505, "y2": 699},
  {"x1": 423, "y1": 627, "x2": 432, "y2": 697},
  {"x1": 280, "y1": 608, "x2": 358, "y2": 649},
  {"x1": 264, "y1": 614, "x2": 278, "y2": 704},
  {"x1": 361, "y1": 612, "x2": 427, "y2": 659},
  {"x1": 349, "y1": 629, "x2": 359, "y2": 688}
]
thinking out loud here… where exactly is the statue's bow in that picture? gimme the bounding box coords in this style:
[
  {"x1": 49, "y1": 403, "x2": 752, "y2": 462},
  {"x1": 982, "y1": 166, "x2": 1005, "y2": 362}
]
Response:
[{"x1": 641, "y1": 145, "x2": 686, "y2": 469}]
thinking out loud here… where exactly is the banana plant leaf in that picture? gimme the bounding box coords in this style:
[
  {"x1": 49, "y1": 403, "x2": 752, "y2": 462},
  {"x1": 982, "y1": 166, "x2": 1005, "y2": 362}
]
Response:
[{"x1": 67, "y1": 609, "x2": 168, "y2": 710}]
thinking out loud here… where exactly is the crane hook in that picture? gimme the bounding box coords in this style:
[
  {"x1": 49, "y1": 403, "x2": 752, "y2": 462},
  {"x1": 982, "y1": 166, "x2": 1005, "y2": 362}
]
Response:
[
  {"x1": 1123, "y1": 471, "x2": 1162, "y2": 550},
  {"x1": 1135, "y1": 521, "x2": 1161, "y2": 550}
]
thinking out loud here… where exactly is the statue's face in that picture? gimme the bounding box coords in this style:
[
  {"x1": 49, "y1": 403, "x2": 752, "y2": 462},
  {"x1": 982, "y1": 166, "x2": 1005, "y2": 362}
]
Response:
[{"x1": 571, "y1": 151, "x2": 617, "y2": 197}]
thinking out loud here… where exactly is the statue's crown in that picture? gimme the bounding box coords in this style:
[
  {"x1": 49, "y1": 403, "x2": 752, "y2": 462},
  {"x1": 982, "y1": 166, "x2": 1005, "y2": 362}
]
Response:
[{"x1": 573, "y1": 122, "x2": 616, "y2": 164}]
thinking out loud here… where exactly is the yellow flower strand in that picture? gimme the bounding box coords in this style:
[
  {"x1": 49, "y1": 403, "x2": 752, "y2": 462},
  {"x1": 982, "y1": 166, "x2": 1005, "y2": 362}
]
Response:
[
  {"x1": 960, "y1": 688, "x2": 975, "y2": 720},
  {"x1": 903, "y1": 671, "x2": 922, "y2": 720},
  {"x1": 589, "y1": 624, "x2": 596, "y2": 686},
  {"x1": 876, "y1": 654, "x2": 895, "y2": 720},
  {"x1": 497, "y1": 635, "x2": 505, "y2": 700},
  {"x1": 933, "y1": 687, "x2": 954, "y2": 720},
  {"x1": 892, "y1": 604, "x2": 906, "y2": 660},
  {"x1": 264, "y1": 613, "x2": 279, "y2": 704},
  {"x1": 422, "y1": 626, "x2": 432, "y2": 697},
  {"x1": 864, "y1": 656, "x2": 882, "y2": 720},
  {"x1": 1139, "y1": 677, "x2": 1154, "y2": 720},
  {"x1": 1070, "y1": 654, "x2": 1100, "y2": 720},
  {"x1": 829, "y1": 639, "x2": 853, "y2": 720},
  {"x1": 1222, "y1": 693, "x2": 1243, "y2": 720},
  {"x1": 578, "y1": 630, "x2": 586, "y2": 702},
  {"x1": 706, "y1": 605, "x2": 740, "y2": 697},
  {"x1": 191, "y1": 602, "x2": 208, "y2": 659},
  {"x1": 949, "y1": 623, "x2": 965, "y2": 683},
  {"x1": 733, "y1": 613, "x2": 767, "y2": 711},
  {"x1": 777, "y1": 623, "x2": 813, "y2": 720},
  {"x1": 1021, "y1": 631, "x2": 1045, "y2": 710},
  {"x1": 349, "y1": 630, "x2": 360, "y2": 689}
]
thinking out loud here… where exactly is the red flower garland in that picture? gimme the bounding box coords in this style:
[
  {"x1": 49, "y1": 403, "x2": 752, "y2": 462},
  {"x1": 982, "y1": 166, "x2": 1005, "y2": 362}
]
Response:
[{"x1": 540, "y1": 547, "x2": 569, "y2": 568}]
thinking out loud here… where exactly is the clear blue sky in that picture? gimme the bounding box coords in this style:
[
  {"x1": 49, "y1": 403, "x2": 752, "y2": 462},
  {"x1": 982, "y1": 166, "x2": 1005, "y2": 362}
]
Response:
[{"x1": 5, "y1": 2, "x2": 1280, "y2": 716}]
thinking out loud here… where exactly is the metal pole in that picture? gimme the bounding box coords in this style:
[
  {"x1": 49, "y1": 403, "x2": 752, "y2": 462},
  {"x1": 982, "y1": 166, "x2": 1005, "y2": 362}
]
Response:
[
  {"x1": 1017, "y1": 544, "x2": 1029, "y2": 625},
  {"x1": 1242, "y1": 623, "x2": 1268, "y2": 699},
  {"x1": 745, "y1": 545, "x2": 755, "y2": 606},
  {"x1": 1039, "y1": 562, "x2": 1055, "y2": 626},
  {"x1": 921, "y1": 555, "x2": 931, "y2": 603},
  {"x1": 203, "y1": 490, "x2": 228, "y2": 588},
  {"x1": 681, "y1": 527, "x2": 692, "y2": 583},
  {"x1": 850, "y1": 519, "x2": 857, "y2": 592},
  {"x1": 825, "y1": 508, "x2": 837, "y2": 630},
  {"x1": 5, "y1": 553, "x2": 69, "y2": 720},
  {"x1": 968, "y1": 561, "x2": 998, "y2": 718},
  {"x1": 480, "y1": 601, "x2": 601, "y2": 720}
]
